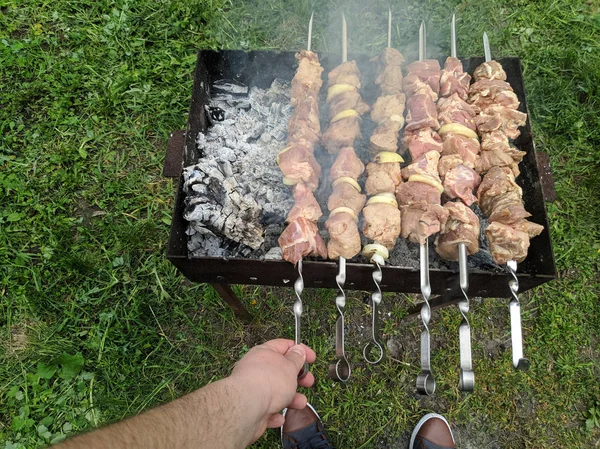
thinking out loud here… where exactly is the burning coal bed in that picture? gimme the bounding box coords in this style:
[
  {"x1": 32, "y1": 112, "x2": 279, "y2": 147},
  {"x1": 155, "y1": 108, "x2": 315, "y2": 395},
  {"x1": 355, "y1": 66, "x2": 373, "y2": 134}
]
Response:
[{"x1": 183, "y1": 78, "x2": 503, "y2": 273}]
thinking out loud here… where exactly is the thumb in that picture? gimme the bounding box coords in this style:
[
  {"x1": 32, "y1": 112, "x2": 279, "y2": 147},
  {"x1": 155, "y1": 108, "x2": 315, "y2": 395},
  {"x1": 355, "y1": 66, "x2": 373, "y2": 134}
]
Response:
[{"x1": 285, "y1": 344, "x2": 307, "y2": 372}]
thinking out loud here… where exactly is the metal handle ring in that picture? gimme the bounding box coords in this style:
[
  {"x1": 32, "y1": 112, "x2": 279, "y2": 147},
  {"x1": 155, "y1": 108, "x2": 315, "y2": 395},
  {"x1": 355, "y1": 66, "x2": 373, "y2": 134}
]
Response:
[{"x1": 363, "y1": 341, "x2": 385, "y2": 365}]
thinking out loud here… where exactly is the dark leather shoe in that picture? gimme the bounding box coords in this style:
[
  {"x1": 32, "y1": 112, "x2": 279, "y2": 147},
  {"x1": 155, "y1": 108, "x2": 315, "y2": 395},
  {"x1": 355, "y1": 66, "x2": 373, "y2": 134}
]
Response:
[
  {"x1": 409, "y1": 413, "x2": 455, "y2": 449},
  {"x1": 281, "y1": 403, "x2": 334, "y2": 449}
]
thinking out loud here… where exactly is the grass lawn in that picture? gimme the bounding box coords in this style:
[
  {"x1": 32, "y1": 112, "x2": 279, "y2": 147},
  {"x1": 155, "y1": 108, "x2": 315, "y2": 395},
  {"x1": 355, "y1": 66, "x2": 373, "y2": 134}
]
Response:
[{"x1": 1, "y1": 0, "x2": 599, "y2": 447}]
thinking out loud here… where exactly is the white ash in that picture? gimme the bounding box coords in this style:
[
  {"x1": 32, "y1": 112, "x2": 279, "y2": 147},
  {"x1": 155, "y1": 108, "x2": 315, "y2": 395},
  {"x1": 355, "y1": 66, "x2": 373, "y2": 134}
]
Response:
[{"x1": 183, "y1": 79, "x2": 294, "y2": 258}]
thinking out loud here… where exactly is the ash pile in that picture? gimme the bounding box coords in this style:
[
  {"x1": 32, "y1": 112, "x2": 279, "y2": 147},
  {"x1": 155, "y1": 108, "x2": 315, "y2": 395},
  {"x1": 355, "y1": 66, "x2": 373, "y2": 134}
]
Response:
[{"x1": 183, "y1": 79, "x2": 294, "y2": 258}]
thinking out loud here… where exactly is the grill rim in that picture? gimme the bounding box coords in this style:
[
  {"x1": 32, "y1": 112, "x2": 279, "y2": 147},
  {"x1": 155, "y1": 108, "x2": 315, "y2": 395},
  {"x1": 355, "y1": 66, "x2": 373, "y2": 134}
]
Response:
[{"x1": 166, "y1": 49, "x2": 557, "y2": 298}]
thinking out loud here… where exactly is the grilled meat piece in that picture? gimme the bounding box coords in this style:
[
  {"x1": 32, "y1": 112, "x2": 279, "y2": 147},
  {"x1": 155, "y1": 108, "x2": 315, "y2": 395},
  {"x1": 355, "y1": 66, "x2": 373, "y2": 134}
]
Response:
[
  {"x1": 373, "y1": 47, "x2": 405, "y2": 95},
  {"x1": 403, "y1": 73, "x2": 438, "y2": 101},
  {"x1": 370, "y1": 118, "x2": 404, "y2": 154},
  {"x1": 476, "y1": 149, "x2": 520, "y2": 177},
  {"x1": 485, "y1": 221, "x2": 534, "y2": 264},
  {"x1": 402, "y1": 150, "x2": 441, "y2": 181},
  {"x1": 328, "y1": 60, "x2": 361, "y2": 88},
  {"x1": 477, "y1": 166, "x2": 522, "y2": 216},
  {"x1": 278, "y1": 140, "x2": 322, "y2": 190},
  {"x1": 469, "y1": 79, "x2": 520, "y2": 110},
  {"x1": 329, "y1": 146, "x2": 365, "y2": 181},
  {"x1": 439, "y1": 57, "x2": 471, "y2": 100},
  {"x1": 328, "y1": 89, "x2": 370, "y2": 119},
  {"x1": 475, "y1": 106, "x2": 527, "y2": 140},
  {"x1": 362, "y1": 203, "x2": 402, "y2": 250},
  {"x1": 321, "y1": 116, "x2": 361, "y2": 154},
  {"x1": 481, "y1": 130, "x2": 526, "y2": 163},
  {"x1": 441, "y1": 133, "x2": 480, "y2": 169},
  {"x1": 287, "y1": 95, "x2": 321, "y2": 146},
  {"x1": 328, "y1": 182, "x2": 366, "y2": 215},
  {"x1": 396, "y1": 181, "x2": 441, "y2": 206},
  {"x1": 435, "y1": 201, "x2": 480, "y2": 260},
  {"x1": 403, "y1": 127, "x2": 443, "y2": 160},
  {"x1": 442, "y1": 164, "x2": 481, "y2": 206},
  {"x1": 405, "y1": 59, "x2": 441, "y2": 95},
  {"x1": 400, "y1": 202, "x2": 449, "y2": 245},
  {"x1": 405, "y1": 94, "x2": 440, "y2": 131},
  {"x1": 290, "y1": 50, "x2": 324, "y2": 106},
  {"x1": 371, "y1": 93, "x2": 406, "y2": 125},
  {"x1": 365, "y1": 162, "x2": 403, "y2": 196},
  {"x1": 437, "y1": 93, "x2": 478, "y2": 131},
  {"x1": 325, "y1": 212, "x2": 362, "y2": 259},
  {"x1": 473, "y1": 60, "x2": 507, "y2": 81},
  {"x1": 286, "y1": 182, "x2": 323, "y2": 223},
  {"x1": 438, "y1": 154, "x2": 463, "y2": 178},
  {"x1": 279, "y1": 217, "x2": 327, "y2": 265}
]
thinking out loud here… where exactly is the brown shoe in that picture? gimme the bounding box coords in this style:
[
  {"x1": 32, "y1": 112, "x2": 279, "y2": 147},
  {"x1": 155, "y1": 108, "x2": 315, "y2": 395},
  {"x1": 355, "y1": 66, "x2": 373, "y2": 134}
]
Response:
[
  {"x1": 409, "y1": 413, "x2": 455, "y2": 449},
  {"x1": 281, "y1": 403, "x2": 334, "y2": 449}
]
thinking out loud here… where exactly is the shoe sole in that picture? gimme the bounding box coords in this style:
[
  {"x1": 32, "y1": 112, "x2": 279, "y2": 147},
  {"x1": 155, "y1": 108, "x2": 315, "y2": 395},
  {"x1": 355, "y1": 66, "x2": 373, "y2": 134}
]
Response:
[
  {"x1": 281, "y1": 402, "x2": 320, "y2": 447},
  {"x1": 409, "y1": 413, "x2": 455, "y2": 449}
]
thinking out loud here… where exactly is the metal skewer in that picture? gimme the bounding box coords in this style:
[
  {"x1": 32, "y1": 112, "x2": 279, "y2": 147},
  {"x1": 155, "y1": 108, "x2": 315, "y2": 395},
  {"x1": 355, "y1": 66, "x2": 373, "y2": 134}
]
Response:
[
  {"x1": 458, "y1": 243, "x2": 475, "y2": 391},
  {"x1": 451, "y1": 13, "x2": 457, "y2": 58},
  {"x1": 291, "y1": 13, "x2": 316, "y2": 380},
  {"x1": 329, "y1": 14, "x2": 352, "y2": 381},
  {"x1": 415, "y1": 20, "x2": 436, "y2": 396},
  {"x1": 294, "y1": 259, "x2": 309, "y2": 378},
  {"x1": 362, "y1": 11, "x2": 393, "y2": 366},
  {"x1": 329, "y1": 257, "x2": 351, "y2": 381},
  {"x1": 451, "y1": 14, "x2": 475, "y2": 392},
  {"x1": 387, "y1": 8, "x2": 392, "y2": 48},
  {"x1": 363, "y1": 257, "x2": 385, "y2": 364},
  {"x1": 483, "y1": 32, "x2": 529, "y2": 371}
]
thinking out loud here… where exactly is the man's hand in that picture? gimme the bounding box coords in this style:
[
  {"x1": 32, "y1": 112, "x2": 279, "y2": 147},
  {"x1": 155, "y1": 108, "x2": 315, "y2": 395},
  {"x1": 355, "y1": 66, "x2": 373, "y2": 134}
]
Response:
[{"x1": 230, "y1": 339, "x2": 317, "y2": 443}]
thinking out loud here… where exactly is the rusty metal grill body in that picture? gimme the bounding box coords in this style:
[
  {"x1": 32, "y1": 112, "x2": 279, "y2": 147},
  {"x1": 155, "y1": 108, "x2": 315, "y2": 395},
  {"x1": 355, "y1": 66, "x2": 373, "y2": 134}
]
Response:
[{"x1": 166, "y1": 50, "x2": 556, "y2": 298}]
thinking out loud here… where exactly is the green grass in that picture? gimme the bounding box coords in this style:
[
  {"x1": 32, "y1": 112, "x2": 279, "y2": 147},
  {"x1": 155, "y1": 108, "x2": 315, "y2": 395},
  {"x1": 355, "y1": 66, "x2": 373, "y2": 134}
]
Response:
[{"x1": 1, "y1": 0, "x2": 599, "y2": 447}]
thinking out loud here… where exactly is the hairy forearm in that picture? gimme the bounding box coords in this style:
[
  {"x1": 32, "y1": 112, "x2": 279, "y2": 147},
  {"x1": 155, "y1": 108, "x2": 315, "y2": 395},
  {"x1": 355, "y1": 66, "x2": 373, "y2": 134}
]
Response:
[{"x1": 57, "y1": 376, "x2": 265, "y2": 449}]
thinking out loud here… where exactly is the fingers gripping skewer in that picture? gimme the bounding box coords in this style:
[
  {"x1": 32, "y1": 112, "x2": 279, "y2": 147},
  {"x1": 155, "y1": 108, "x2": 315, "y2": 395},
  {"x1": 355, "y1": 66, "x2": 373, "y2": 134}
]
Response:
[
  {"x1": 329, "y1": 257, "x2": 351, "y2": 381},
  {"x1": 483, "y1": 32, "x2": 529, "y2": 371},
  {"x1": 458, "y1": 243, "x2": 475, "y2": 391},
  {"x1": 507, "y1": 260, "x2": 530, "y2": 370},
  {"x1": 415, "y1": 20, "x2": 436, "y2": 396},
  {"x1": 294, "y1": 259, "x2": 309, "y2": 378}
]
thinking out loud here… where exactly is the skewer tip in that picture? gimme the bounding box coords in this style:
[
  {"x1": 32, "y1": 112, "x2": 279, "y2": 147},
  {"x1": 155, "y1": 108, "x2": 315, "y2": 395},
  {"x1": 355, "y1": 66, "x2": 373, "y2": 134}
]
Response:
[
  {"x1": 387, "y1": 8, "x2": 392, "y2": 48},
  {"x1": 307, "y1": 11, "x2": 314, "y2": 52}
]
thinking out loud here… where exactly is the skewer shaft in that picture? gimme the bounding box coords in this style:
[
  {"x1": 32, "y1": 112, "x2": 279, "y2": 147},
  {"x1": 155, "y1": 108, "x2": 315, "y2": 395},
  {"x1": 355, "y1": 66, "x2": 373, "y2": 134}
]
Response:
[
  {"x1": 293, "y1": 259, "x2": 309, "y2": 378},
  {"x1": 329, "y1": 257, "x2": 351, "y2": 381},
  {"x1": 307, "y1": 12, "x2": 314, "y2": 52},
  {"x1": 451, "y1": 13, "x2": 457, "y2": 58},
  {"x1": 363, "y1": 260, "x2": 385, "y2": 364},
  {"x1": 342, "y1": 14, "x2": 347, "y2": 63},
  {"x1": 419, "y1": 21, "x2": 426, "y2": 61},
  {"x1": 458, "y1": 243, "x2": 474, "y2": 391},
  {"x1": 416, "y1": 241, "x2": 435, "y2": 395},
  {"x1": 483, "y1": 32, "x2": 491, "y2": 62},
  {"x1": 507, "y1": 260, "x2": 530, "y2": 370},
  {"x1": 387, "y1": 8, "x2": 392, "y2": 48}
]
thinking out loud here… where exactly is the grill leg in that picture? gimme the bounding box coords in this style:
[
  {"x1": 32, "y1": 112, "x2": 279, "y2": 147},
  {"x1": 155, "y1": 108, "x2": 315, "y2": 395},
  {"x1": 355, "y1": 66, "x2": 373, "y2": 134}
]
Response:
[{"x1": 211, "y1": 283, "x2": 252, "y2": 323}]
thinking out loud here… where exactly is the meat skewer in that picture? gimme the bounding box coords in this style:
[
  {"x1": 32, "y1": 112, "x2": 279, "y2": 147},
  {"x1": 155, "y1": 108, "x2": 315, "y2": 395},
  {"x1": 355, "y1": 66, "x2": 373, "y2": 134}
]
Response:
[
  {"x1": 434, "y1": 13, "x2": 476, "y2": 392},
  {"x1": 277, "y1": 12, "x2": 326, "y2": 378},
  {"x1": 325, "y1": 14, "x2": 369, "y2": 382},
  {"x1": 474, "y1": 33, "x2": 542, "y2": 371},
  {"x1": 361, "y1": 8, "x2": 405, "y2": 365},
  {"x1": 400, "y1": 21, "x2": 444, "y2": 396}
]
